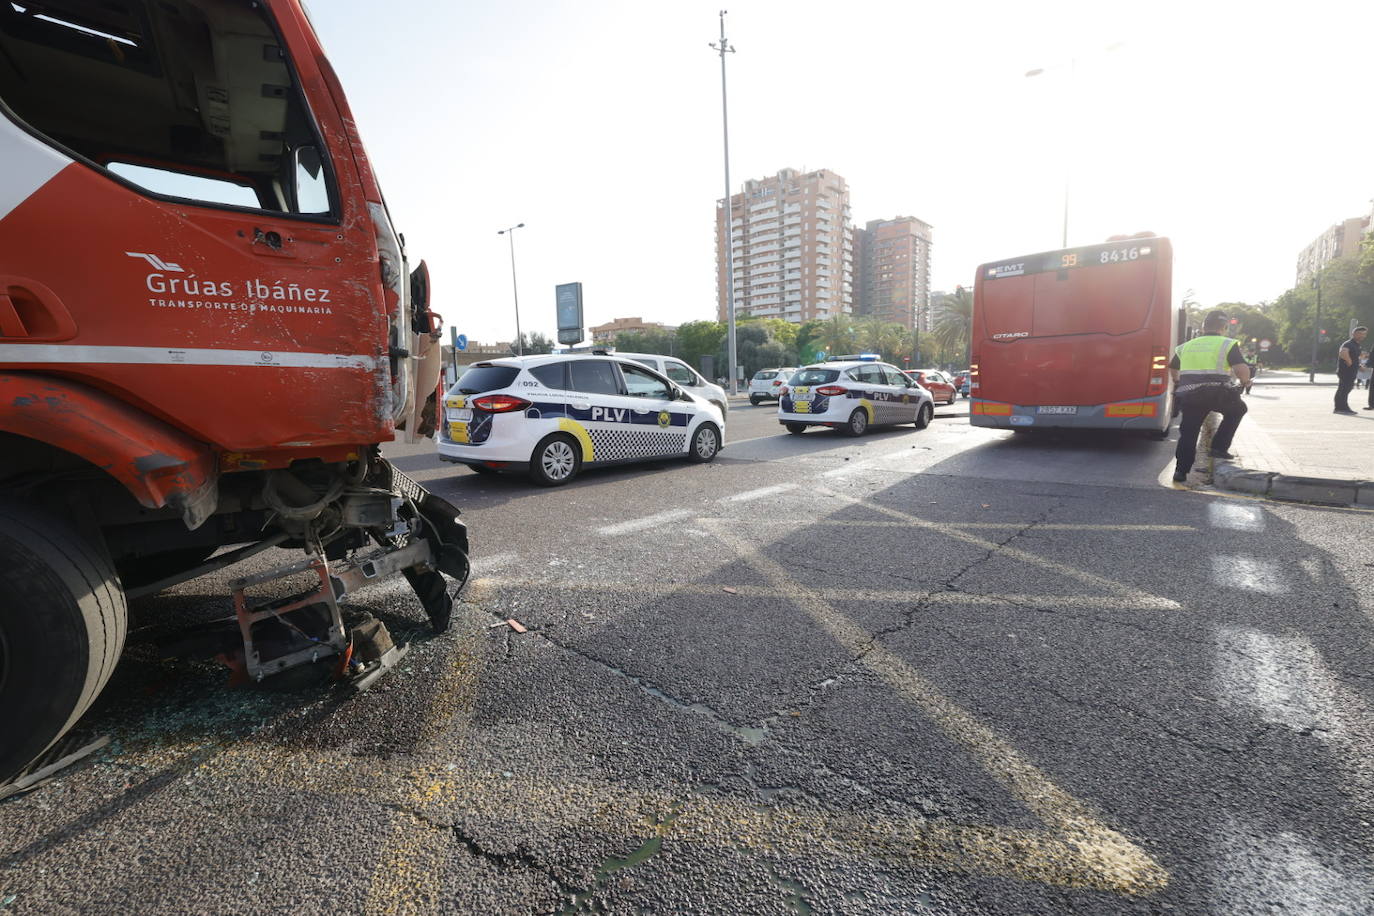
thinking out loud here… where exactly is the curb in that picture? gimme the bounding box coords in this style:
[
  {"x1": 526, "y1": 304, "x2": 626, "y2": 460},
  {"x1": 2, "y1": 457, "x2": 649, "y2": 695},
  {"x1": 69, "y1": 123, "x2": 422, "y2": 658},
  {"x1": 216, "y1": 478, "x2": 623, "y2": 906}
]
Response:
[{"x1": 1211, "y1": 461, "x2": 1373, "y2": 507}]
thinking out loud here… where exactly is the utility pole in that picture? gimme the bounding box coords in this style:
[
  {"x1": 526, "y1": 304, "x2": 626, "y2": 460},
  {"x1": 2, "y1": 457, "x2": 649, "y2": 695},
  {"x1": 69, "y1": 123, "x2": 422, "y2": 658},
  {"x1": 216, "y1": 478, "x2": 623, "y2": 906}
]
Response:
[
  {"x1": 498, "y1": 223, "x2": 525, "y2": 355},
  {"x1": 1309, "y1": 268, "x2": 1322, "y2": 383},
  {"x1": 710, "y1": 11, "x2": 738, "y2": 394}
]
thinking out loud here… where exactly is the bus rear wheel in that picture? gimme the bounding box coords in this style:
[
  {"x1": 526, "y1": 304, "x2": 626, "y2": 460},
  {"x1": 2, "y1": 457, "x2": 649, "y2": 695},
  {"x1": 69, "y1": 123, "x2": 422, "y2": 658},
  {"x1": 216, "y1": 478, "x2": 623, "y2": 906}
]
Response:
[{"x1": 0, "y1": 500, "x2": 127, "y2": 785}]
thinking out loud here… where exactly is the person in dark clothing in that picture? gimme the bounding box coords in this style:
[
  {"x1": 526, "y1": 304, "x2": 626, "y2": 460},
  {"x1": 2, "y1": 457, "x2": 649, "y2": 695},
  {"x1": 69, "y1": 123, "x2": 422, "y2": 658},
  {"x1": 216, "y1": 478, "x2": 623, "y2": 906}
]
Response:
[
  {"x1": 1170, "y1": 311, "x2": 1250, "y2": 483},
  {"x1": 1334, "y1": 326, "x2": 1367, "y2": 414}
]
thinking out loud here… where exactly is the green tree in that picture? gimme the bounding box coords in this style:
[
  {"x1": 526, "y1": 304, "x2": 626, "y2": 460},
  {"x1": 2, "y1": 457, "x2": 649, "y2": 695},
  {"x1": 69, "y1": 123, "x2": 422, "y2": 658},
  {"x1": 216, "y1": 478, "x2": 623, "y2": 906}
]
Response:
[
  {"x1": 513, "y1": 331, "x2": 553, "y2": 355},
  {"x1": 932, "y1": 287, "x2": 973, "y2": 366},
  {"x1": 817, "y1": 315, "x2": 856, "y2": 356},
  {"x1": 674, "y1": 321, "x2": 726, "y2": 374},
  {"x1": 794, "y1": 319, "x2": 825, "y2": 365},
  {"x1": 611, "y1": 328, "x2": 676, "y2": 356}
]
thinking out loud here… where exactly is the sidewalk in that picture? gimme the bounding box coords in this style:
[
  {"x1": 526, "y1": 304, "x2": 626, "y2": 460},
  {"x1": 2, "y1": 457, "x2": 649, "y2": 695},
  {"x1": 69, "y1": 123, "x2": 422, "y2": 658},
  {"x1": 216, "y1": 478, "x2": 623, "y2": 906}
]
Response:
[{"x1": 1206, "y1": 371, "x2": 1374, "y2": 506}]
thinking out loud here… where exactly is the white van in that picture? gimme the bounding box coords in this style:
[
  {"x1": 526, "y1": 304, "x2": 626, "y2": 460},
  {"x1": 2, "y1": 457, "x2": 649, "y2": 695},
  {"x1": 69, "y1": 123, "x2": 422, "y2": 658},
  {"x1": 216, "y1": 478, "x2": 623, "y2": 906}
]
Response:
[{"x1": 613, "y1": 352, "x2": 729, "y2": 419}]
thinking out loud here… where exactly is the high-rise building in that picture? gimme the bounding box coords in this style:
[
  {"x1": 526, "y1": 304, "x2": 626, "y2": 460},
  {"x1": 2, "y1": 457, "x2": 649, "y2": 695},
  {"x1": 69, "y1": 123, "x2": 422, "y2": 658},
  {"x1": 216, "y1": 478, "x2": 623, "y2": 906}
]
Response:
[
  {"x1": 1296, "y1": 216, "x2": 1369, "y2": 284},
  {"x1": 715, "y1": 168, "x2": 853, "y2": 324},
  {"x1": 854, "y1": 216, "x2": 933, "y2": 330}
]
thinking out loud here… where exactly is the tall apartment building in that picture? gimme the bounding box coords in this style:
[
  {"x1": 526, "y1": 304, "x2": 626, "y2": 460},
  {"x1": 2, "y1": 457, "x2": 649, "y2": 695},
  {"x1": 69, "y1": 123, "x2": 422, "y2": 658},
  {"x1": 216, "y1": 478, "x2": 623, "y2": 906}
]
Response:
[
  {"x1": 854, "y1": 216, "x2": 933, "y2": 330},
  {"x1": 715, "y1": 168, "x2": 853, "y2": 324},
  {"x1": 1296, "y1": 216, "x2": 1369, "y2": 284}
]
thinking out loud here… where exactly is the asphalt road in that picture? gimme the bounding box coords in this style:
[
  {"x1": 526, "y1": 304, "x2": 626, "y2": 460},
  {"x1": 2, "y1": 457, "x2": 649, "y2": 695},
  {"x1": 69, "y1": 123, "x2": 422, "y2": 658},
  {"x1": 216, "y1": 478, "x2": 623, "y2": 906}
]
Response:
[{"x1": 3, "y1": 397, "x2": 1374, "y2": 915}]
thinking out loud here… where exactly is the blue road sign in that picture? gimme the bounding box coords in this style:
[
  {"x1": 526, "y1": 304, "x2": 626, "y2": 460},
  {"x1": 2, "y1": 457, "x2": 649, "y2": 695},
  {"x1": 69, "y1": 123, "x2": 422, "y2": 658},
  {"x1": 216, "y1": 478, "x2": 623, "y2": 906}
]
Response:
[
  {"x1": 815, "y1": 350, "x2": 827, "y2": 361},
  {"x1": 456, "y1": 333, "x2": 468, "y2": 351}
]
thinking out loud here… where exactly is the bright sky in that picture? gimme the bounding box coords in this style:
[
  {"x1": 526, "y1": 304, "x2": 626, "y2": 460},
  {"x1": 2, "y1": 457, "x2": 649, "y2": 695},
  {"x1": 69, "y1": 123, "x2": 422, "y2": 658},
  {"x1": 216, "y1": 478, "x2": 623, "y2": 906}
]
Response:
[{"x1": 311, "y1": 0, "x2": 1374, "y2": 344}]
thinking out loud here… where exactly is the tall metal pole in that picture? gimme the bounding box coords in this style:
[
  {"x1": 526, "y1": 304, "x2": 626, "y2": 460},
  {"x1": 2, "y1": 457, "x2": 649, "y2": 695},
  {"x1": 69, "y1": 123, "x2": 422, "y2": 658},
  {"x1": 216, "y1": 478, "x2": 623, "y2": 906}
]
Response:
[
  {"x1": 1309, "y1": 268, "x2": 1322, "y2": 383},
  {"x1": 711, "y1": 11, "x2": 738, "y2": 394},
  {"x1": 499, "y1": 222, "x2": 525, "y2": 355}
]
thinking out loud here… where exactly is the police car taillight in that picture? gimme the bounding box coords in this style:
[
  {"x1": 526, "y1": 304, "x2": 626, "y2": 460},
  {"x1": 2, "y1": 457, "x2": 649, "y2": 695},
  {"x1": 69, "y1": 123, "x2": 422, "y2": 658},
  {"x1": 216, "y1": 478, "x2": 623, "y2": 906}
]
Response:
[
  {"x1": 472, "y1": 394, "x2": 531, "y2": 413},
  {"x1": 815, "y1": 385, "x2": 846, "y2": 396}
]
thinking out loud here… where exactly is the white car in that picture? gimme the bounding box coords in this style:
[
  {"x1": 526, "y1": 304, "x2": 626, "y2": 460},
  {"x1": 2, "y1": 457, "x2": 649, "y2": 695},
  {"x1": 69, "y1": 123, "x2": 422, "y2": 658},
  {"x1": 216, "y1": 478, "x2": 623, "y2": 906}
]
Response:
[
  {"x1": 778, "y1": 357, "x2": 934, "y2": 435},
  {"x1": 612, "y1": 351, "x2": 729, "y2": 419},
  {"x1": 748, "y1": 367, "x2": 797, "y2": 405},
  {"x1": 437, "y1": 354, "x2": 725, "y2": 485}
]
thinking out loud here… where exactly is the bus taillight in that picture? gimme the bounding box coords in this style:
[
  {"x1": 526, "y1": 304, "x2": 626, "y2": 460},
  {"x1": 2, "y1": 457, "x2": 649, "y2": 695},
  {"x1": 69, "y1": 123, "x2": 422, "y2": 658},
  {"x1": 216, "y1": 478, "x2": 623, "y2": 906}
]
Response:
[
  {"x1": 1147, "y1": 346, "x2": 1168, "y2": 395},
  {"x1": 969, "y1": 360, "x2": 979, "y2": 392}
]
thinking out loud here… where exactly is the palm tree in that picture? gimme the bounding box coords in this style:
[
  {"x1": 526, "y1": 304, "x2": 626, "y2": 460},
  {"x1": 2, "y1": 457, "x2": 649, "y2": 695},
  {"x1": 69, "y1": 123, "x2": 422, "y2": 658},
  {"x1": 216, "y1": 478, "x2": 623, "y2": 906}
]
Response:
[
  {"x1": 932, "y1": 287, "x2": 973, "y2": 367},
  {"x1": 818, "y1": 315, "x2": 856, "y2": 356}
]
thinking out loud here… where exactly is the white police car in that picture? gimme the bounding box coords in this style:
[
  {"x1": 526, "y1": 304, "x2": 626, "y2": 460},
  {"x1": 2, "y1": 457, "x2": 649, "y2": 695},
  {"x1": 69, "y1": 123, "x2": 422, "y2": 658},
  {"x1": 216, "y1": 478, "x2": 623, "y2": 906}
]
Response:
[
  {"x1": 778, "y1": 355, "x2": 934, "y2": 435},
  {"x1": 437, "y1": 353, "x2": 725, "y2": 485}
]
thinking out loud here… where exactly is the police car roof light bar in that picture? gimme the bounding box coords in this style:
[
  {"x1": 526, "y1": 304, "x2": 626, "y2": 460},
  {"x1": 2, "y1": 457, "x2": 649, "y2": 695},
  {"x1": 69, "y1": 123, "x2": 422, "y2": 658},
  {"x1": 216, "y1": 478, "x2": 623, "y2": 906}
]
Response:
[{"x1": 827, "y1": 353, "x2": 880, "y2": 362}]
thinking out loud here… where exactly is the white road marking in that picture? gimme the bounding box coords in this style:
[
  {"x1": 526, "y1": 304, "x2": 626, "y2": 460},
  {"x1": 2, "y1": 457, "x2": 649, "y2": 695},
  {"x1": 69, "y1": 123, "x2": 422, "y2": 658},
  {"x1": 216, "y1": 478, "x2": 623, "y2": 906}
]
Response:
[
  {"x1": 596, "y1": 509, "x2": 693, "y2": 536},
  {"x1": 469, "y1": 551, "x2": 520, "y2": 574},
  {"x1": 1207, "y1": 502, "x2": 1266, "y2": 532},
  {"x1": 1215, "y1": 626, "x2": 1374, "y2": 817},
  {"x1": 1211, "y1": 555, "x2": 1288, "y2": 594},
  {"x1": 1213, "y1": 821, "x2": 1374, "y2": 916},
  {"x1": 726, "y1": 484, "x2": 795, "y2": 502}
]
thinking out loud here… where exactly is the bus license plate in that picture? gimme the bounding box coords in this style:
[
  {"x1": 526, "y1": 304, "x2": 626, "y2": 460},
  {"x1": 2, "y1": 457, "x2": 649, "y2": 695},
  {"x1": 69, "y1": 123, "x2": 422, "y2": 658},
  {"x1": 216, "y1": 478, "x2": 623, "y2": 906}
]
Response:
[{"x1": 1037, "y1": 406, "x2": 1078, "y2": 415}]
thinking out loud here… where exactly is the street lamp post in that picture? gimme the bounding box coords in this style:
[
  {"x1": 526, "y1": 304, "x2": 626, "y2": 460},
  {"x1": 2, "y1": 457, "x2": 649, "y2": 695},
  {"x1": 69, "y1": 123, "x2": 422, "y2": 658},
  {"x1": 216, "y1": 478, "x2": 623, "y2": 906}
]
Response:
[
  {"x1": 498, "y1": 222, "x2": 525, "y2": 355},
  {"x1": 710, "y1": 11, "x2": 738, "y2": 394},
  {"x1": 1308, "y1": 268, "x2": 1322, "y2": 383},
  {"x1": 1025, "y1": 43, "x2": 1122, "y2": 249}
]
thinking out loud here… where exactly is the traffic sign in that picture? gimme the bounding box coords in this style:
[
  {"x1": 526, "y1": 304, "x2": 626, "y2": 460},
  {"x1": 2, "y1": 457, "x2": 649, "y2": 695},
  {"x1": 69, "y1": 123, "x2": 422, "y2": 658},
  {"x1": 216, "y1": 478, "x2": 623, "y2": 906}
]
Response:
[
  {"x1": 815, "y1": 350, "x2": 827, "y2": 361},
  {"x1": 1259, "y1": 338, "x2": 1272, "y2": 349},
  {"x1": 454, "y1": 332, "x2": 468, "y2": 351}
]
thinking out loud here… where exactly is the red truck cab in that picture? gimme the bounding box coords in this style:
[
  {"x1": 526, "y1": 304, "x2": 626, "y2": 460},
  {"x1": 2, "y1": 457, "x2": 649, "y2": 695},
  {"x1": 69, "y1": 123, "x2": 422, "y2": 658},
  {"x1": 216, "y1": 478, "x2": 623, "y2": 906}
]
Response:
[{"x1": 0, "y1": 0, "x2": 466, "y2": 785}]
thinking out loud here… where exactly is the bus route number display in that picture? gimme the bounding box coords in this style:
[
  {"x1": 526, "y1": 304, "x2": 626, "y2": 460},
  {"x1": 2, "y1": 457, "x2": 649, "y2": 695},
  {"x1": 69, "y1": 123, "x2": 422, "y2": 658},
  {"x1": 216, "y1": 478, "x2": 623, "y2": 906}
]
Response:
[{"x1": 985, "y1": 242, "x2": 1157, "y2": 280}]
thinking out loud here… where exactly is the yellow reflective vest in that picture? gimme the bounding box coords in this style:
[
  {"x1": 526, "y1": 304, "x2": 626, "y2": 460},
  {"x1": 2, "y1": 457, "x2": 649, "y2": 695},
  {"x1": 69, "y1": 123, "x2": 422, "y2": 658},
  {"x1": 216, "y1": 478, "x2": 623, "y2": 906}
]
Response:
[{"x1": 1174, "y1": 334, "x2": 1238, "y2": 391}]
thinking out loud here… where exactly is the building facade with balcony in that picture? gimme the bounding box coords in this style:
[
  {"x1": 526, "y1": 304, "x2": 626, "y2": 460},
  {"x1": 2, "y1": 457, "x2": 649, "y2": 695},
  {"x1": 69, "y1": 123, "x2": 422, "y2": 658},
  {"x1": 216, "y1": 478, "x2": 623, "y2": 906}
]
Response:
[
  {"x1": 715, "y1": 167, "x2": 854, "y2": 324},
  {"x1": 1296, "y1": 216, "x2": 1370, "y2": 285},
  {"x1": 853, "y1": 216, "x2": 933, "y2": 330}
]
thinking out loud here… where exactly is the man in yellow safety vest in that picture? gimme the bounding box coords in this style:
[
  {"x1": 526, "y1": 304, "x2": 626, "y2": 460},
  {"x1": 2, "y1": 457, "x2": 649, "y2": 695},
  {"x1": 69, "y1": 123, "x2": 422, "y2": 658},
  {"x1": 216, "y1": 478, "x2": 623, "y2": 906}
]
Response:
[{"x1": 1169, "y1": 310, "x2": 1251, "y2": 483}]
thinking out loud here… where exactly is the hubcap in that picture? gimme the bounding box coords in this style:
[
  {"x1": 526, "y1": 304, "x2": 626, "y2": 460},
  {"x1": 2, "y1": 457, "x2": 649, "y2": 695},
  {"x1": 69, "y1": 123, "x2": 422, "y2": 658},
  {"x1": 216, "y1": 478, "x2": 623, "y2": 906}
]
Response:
[
  {"x1": 852, "y1": 412, "x2": 866, "y2": 433},
  {"x1": 696, "y1": 427, "x2": 717, "y2": 458},
  {"x1": 543, "y1": 440, "x2": 575, "y2": 479}
]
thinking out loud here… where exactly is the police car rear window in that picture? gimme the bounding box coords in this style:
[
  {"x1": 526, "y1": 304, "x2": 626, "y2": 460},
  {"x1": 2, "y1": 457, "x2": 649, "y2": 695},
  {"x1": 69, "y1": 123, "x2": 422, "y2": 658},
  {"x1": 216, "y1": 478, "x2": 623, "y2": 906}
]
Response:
[
  {"x1": 453, "y1": 365, "x2": 519, "y2": 393},
  {"x1": 790, "y1": 368, "x2": 839, "y2": 385},
  {"x1": 529, "y1": 363, "x2": 569, "y2": 390}
]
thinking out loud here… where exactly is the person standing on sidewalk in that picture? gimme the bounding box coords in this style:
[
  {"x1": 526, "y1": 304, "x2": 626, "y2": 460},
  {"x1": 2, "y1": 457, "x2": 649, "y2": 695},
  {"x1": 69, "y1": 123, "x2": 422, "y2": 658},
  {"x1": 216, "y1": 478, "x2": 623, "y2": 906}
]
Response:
[
  {"x1": 1170, "y1": 310, "x2": 1250, "y2": 483},
  {"x1": 1334, "y1": 326, "x2": 1366, "y2": 414}
]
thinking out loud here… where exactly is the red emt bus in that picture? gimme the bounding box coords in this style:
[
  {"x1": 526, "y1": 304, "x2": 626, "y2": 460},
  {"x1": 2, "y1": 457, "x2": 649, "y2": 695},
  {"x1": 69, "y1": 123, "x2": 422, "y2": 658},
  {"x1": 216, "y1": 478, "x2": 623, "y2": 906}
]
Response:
[{"x1": 969, "y1": 234, "x2": 1181, "y2": 436}]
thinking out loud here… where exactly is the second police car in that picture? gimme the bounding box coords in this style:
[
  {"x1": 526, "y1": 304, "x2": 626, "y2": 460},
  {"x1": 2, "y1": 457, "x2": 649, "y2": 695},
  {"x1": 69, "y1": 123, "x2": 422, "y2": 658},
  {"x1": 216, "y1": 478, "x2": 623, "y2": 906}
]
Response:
[
  {"x1": 436, "y1": 353, "x2": 725, "y2": 485},
  {"x1": 778, "y1": 355, "x2": 935, "y2": 435}
]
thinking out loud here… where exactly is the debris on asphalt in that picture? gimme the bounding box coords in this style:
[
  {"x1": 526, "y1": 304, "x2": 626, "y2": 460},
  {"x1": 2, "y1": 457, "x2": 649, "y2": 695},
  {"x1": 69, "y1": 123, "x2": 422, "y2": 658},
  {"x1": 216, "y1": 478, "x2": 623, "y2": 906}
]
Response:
[
  {"x1": 505, "y1": 619, "x2": 528, "y2": 633},
  {"x1": 722, "y1": 587, "x2": 738, "y2": 595}
]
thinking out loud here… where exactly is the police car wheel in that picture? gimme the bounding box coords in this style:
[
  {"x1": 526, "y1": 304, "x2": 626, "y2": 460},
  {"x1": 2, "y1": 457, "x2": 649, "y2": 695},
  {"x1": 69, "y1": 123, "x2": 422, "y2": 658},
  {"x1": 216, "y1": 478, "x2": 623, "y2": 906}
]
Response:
[
  {"x1": 529, "y1": 435, "x2": 580, "y2": 486},
  {"x1": 915, "y1": 402, "x2": 933, "y2": 429},
  {"x1": 845, "y1": 409, "x2": 868, "y2": 437},
  {"x1": 784, "y1": 422, "x2": 807, "y2": 435},
  {"x1": 689, "y1": 423, "x2": 721, "y2": 463}
]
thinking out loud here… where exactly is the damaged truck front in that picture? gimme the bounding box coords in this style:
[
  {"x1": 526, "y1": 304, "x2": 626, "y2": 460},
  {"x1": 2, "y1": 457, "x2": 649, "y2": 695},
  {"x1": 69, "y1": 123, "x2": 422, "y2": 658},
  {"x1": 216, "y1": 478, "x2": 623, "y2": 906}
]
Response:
[{"x1": 0, "y1": 0, "x2": 468, "y2": 785}]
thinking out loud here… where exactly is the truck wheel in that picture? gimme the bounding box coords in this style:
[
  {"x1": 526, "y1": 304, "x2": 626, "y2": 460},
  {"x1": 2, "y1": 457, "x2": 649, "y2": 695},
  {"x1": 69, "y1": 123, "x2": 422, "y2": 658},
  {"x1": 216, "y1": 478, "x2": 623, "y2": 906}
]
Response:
[
  {"x1": 688, "y1": 423, "x2": 721, "y2": 463},
  {"x1": 845, "y1": 408, "x2": 869, "y2": 437},
  {"x1": 915, "y1": 402, "x2": 934, "y2": 429},
  {"x1": 529, "y1": 434, "x2": 581, "y2": 486},
  {"x1": 0, "y1": 501, "x2": 126, "y2": 785}
]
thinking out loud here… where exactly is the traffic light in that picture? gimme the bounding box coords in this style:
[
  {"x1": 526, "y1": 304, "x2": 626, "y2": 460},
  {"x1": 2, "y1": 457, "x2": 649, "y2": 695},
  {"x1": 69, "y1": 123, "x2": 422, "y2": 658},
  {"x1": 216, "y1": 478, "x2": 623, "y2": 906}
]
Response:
[
  {"x1": 1320, "y1": 329, "x2": 1329, "y2": 337},
  {"x1": 1229, "y1": 318, "x2": 1239, "y2": 325}
]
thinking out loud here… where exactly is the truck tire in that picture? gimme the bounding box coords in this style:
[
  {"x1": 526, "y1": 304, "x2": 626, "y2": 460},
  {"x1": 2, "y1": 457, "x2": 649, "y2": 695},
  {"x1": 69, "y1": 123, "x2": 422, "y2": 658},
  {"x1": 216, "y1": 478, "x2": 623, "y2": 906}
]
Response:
[{"x1": 0, "y1": 501, "x2": 127, "y2": 785}]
